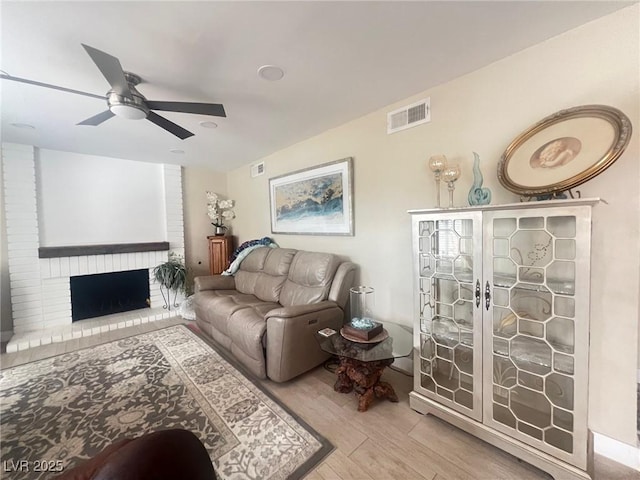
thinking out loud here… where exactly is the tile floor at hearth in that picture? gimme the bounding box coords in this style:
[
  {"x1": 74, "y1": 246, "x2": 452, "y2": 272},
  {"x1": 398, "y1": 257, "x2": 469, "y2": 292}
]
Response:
[{"x1": 3, "y1": 307, "x2": 179, "y2": 353}]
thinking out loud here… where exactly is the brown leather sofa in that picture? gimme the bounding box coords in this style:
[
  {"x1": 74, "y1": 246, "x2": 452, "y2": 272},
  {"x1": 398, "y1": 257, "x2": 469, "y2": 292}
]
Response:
[{"x1": 194, "y1": 247, "x2": 357, "y2": 382}]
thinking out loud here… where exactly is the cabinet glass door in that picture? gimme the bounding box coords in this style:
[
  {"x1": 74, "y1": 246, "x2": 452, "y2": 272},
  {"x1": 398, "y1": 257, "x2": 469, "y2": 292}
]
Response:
[
  {"x1": 414, "y1": 213, "x2": 483, "y2": 421},
  {"x1": 483, "y1": 209, "x2": 590, "y2": 468}
]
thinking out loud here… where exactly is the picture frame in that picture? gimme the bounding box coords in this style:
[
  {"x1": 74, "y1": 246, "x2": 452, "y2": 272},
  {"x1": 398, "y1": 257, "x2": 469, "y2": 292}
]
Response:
[
  {"x1": 497, "y1": 105, "x2": 632, "y2": 197},
  {"x1": 269, "y1": 157, "x2": 354, "y2": 235}
]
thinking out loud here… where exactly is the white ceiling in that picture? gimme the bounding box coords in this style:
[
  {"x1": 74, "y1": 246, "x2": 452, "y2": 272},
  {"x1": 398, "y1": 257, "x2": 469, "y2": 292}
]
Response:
[{"x1": 0, "y1": 1, "x2": 633, "y2": 172}]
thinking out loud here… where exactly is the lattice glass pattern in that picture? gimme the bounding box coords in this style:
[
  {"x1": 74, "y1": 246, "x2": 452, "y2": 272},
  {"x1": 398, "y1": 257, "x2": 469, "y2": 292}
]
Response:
[
  {"x1": 490, "y1": 215, "x2": 577, "y2": 454},
  {"x1": 418, "y1": 219, "x2": 475, "y2": 411}
]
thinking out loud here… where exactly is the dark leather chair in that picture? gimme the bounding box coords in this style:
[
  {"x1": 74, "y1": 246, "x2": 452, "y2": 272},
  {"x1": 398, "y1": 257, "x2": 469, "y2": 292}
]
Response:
[{"x1": 54, "y1": 429, "x2": 216, "y2": 480}]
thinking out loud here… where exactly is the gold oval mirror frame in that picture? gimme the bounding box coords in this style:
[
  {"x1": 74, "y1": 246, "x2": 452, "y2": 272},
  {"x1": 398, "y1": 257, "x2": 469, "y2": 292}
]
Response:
[{"x1": 497, "y1": 105, "x2": 632, "y2": 197}]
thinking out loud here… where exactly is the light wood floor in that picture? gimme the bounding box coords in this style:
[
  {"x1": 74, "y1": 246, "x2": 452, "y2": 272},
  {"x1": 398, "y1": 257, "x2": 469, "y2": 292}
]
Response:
[{"x1": 1, "y1": 318, "x2": 637, "y2": 480}]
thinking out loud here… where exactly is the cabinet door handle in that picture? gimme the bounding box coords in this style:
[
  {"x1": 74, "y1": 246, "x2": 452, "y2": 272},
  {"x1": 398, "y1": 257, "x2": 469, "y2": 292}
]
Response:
[
  {"x1": 485, "y1": 281, "x2": 491, "y2": 311},
  {"x1": 475, "y1": 280, "x2": 481, "y2": 308}
]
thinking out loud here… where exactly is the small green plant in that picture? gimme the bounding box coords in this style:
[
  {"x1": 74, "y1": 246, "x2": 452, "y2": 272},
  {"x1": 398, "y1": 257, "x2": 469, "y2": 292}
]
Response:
[
  {"x1": 153, "y1": 252, "x2": 186, "y2": 309},
  {"x1": 153, "y1": 252, "x2": 186, "y2": 292}
]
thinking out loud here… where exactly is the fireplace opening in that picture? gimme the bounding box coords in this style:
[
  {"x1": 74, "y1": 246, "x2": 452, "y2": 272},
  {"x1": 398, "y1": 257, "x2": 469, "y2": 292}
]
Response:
[{"x1": 70, "y1": 269, "x2": 150, "y2": 322}]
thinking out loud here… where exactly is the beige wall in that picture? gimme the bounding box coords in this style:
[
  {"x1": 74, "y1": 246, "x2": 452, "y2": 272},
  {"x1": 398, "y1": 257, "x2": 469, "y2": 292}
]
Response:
[
  {"x1": 182, "y1": 166, "x2": 228, "y2": 290},
  {"x1": 226, "y1": 7, "x2": 640, "y2": 445}
]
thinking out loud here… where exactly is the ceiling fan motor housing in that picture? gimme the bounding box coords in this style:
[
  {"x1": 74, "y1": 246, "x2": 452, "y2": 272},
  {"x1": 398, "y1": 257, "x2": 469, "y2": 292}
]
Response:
[{"x1": 107, "y1": 72, "x2": 149, "y2": 119}]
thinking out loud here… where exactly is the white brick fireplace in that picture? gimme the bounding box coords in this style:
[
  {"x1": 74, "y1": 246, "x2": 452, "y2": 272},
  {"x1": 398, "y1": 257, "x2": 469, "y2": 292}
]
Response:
[{"x1": 2, "y1": 143, "x2": 185, "y2": 350}]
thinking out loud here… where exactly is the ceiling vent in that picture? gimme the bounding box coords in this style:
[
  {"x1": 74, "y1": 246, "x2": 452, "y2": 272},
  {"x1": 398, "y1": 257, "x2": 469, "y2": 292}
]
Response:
[
  {"x1": 387, "y1": 98, "x2": 430, "y2": 134},
  {"x1": 250, "y1": 161, "x2": 265, "y2": 178}
]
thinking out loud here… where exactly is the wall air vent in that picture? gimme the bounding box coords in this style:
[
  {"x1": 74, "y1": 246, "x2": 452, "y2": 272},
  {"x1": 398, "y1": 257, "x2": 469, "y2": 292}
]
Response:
[
  {"x1": 387, "y1": 97, "x2": 431, "y2": 134},
  {"x1": 250, "y1": 161, "x2": 265, "y2": 177}
]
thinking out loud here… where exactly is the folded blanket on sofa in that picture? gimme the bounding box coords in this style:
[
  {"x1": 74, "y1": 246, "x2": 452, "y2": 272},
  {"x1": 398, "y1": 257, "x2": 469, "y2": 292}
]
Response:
[{"x1": 222, "y1": 237, "x2": 278, "y2": 276}]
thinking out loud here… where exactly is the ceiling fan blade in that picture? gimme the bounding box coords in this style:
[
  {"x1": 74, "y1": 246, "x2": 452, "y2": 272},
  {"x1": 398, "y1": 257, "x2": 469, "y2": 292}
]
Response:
[
  {"x1": 146, "y1": 101, "x2": 226, "y2": 118},
  {"x1": 81, "y1": 44, "x2": 132, "y2": 99},
  {"x1": 77, "y1": 110, "x2": 115, "y2": 126},
  {"x1": 0, "y1": 73, "x2": 104, "y2": 100},
  {"x1": 147, "y1": 111, "x2": 194, "y2": 140}
]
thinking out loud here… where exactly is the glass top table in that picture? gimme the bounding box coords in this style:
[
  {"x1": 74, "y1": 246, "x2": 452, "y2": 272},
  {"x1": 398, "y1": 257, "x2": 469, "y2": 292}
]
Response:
[
  {"x1": 315, "y1": 321, "x2": 413, "y2": 362},
  {"x1": 315, "y1": 322, "x2": 413, "y2": 411}
]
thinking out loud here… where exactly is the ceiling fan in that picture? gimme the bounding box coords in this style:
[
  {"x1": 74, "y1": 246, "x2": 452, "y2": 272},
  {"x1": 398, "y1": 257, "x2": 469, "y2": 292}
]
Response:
[{"x1": 0, "y1": 44, "x2": 226, "y2": 139}]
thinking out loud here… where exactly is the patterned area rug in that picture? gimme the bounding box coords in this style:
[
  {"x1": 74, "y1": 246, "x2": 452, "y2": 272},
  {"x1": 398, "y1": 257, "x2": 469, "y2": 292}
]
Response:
[{"x1": 0, "y1": 325, "x2": 332, "y2": 479}]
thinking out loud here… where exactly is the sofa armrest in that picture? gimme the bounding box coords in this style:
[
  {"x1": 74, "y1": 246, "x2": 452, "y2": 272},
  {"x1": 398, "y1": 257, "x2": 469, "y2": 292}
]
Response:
[
  {"x1": 266, "y1": 301, "x2": 344, "y2": 382},
  {"x1": 265, "y1": 300, "x2": 338, "y2": 319},
  {"x1": 328, "y1": 262, "x2": 358, "y2": 309},
  {"x1": 193, "y1": 275, "x2": 236, "y2": 292}
]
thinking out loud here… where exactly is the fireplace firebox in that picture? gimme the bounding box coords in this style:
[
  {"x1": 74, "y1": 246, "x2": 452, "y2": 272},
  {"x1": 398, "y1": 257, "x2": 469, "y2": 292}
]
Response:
[{"x1": 70, "y1": 269, "x2": 150, "y2": 322}]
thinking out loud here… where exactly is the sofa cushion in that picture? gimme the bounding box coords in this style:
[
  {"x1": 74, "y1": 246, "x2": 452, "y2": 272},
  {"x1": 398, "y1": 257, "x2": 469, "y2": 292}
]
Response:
[
  {"x1": 279, "y1": 252, "x2": 341, "y2": 307},
  {"x1": 227, "y1": 304, "x2": 274, "y2": 358},
  {"x1": 263, "y1": 248, "x2": 297, "y2": 276},
  {"x1": 235, "y1": 248, "x2": 296, "y2": 303},
  {"x1": 254, "y1": 249, "x2": 297, "y2": 302},
  {"x1": 194, "y1": 290, "x2": 273, "y2": 337},
  {"x1": 234, "y1": 248, "x2": 270, "y2": 295}
]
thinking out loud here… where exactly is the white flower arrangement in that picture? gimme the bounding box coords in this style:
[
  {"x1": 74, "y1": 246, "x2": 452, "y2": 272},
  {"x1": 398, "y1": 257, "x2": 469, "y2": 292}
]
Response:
[{"x1": 206, "y1": 191, "x2": 236, "y2": 231}]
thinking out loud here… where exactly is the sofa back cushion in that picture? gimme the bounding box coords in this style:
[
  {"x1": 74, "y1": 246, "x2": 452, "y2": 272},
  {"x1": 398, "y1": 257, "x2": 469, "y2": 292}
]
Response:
[
  {"x1": 235, "y1": 248, "x2": 297, "y2": 302},
  {"x1": 234, "y1": 247, "x2": 269, "y2": 295},
  {"x1": 279, "y1": 251, "x2": 341, "y2": 307}
]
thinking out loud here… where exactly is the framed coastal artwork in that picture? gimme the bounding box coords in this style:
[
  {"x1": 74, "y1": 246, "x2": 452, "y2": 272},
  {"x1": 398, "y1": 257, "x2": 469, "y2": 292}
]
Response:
[
  {"x1": 497, "y1": 105, "x2": 631, "y2": 197},
  {"x1": 269, "y1": 157, "x2": 354, "y2": 235}
]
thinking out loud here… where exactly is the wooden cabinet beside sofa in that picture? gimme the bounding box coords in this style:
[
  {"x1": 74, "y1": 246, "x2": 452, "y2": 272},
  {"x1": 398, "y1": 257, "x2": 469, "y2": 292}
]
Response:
[{"x1": 208, "y1": 235, "x2": 234, "y2": 275}]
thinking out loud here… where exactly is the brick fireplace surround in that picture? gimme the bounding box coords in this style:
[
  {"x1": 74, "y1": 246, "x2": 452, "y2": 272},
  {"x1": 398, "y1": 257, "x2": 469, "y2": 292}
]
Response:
[{"x1": 2, "y1": 143, "x2": 185, "y2": 352}]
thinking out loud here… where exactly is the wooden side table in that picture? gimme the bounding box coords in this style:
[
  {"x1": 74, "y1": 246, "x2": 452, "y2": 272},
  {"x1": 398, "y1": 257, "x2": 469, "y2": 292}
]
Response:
[
  {"x1": 207, "y1": 236, "x2": 234, "y2": 275},
  {"x1": 314, "y1": 322, "x2": 413, "y2": 411},
  {"x1": 334, "y1": 357, "x2": 398, "y2": 412}
]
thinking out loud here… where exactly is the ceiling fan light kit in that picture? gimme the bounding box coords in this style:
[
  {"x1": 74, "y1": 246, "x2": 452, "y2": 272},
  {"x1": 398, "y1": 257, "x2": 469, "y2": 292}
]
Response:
[
  {"x1": 110, "y1": 104, "x2": 147, "y2": 120},
  {"x1": 107, "y1": 92, "x2": 148, "y2": 120},
  {"x1": 106, "y1": 72, "x2": 148, "y2": 120},
  {"x1": 1, "y1": 44, "x2": 227, "y2": 140}
]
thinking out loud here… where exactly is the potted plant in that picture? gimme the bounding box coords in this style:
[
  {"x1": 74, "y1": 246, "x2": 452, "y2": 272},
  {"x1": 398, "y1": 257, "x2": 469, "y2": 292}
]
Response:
[
  {"x1": 206, "y1": 191, "x2": 236, "y2": 235},
  {"x1": 153, "y1": 252, "x2": 187, "y2": 310}
]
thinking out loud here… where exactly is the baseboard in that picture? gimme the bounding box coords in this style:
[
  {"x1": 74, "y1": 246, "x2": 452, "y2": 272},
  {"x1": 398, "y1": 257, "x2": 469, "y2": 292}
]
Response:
[
  {"x1": 593, "y1": 432, "x2": 640, "y2": 471},
  {"x1": 0, "y1": 330, "x2": 13, "y2": 343}
]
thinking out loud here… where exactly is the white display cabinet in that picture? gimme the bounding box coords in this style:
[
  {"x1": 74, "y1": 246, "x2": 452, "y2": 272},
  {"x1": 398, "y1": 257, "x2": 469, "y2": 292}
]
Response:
[{"x1": 409, "y1": 199, "x2": 598, "y2": 480}]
